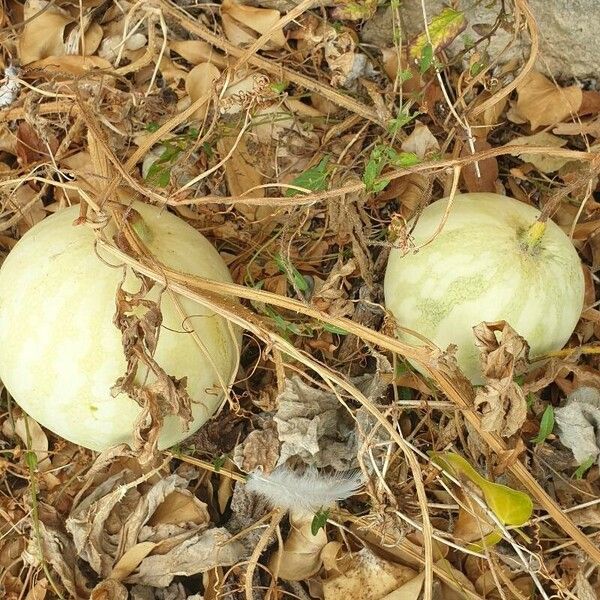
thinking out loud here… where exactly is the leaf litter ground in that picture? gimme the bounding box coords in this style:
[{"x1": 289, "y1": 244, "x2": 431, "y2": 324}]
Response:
[{"x1": 1, "y1": 0, "x2": 600, "y2": 598}]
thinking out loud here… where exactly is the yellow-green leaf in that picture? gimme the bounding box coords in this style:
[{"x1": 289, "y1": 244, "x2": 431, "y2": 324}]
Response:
[
  {"x1": 409, "y1": 8, "x2": 467, "y2": 60},
  {"x1": 430, "y1": 452, "x2": 533, "y2": 526}
]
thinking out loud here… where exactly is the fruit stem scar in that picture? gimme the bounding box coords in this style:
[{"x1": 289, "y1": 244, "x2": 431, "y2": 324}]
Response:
[{"x1": 522, "y1": 219, "x2": 547, "y2": 253}]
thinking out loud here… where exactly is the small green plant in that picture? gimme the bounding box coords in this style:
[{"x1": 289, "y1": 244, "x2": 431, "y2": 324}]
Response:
[
  {"x1": 286, "y1": 156, "x2": 330, "y2": 197},
  {"x1": 531, "y1": 405, "x2": 554, "y2": 444},
  {"x1": 322, "y1": 322, "x2": 348, "y2": 335},
  {"x1": 387, "y1": 107, "x2": 420, "y2": 135},
  {"x1": 363, "y1": 145, "x2": 420, "y2": 193},
  {"x1": 311, "y1": 508, "x2": 329, "y2": 535},
  {"x1": 573, "y1": 456, "x2": 595, "y2": 479},
  {"x1": 212, "y1": 454, "x2": 228, "y2": 472},
  {"x1": 144, "y1": 126, "x2": 200, "y2": 188},
  {"x1": 419, "y1": 42, "x2": 434, "y2": 74},
  {"x1": 270, "y1": 81, "x2": 288, "y2": 94},
  {"x1": 274, "y1": 252, "x2": 310, "y2": 294}
]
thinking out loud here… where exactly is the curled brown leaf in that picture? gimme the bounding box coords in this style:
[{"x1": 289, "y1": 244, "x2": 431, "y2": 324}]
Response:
[{"x1": 473, "y1": 321, "x2": 530, "y2": 437}]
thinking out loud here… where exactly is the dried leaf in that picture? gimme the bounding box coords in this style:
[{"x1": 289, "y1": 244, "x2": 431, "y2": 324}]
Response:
[
  {"x1": 19, "y1": 0, "x2": 72, "y2": 64},
  {"x1": 170, "y1": 40, "x2": 229, "y2": 69},
  {"x1": 16, "y1": 122, "x2": 59, "y2": 166},
  {"x1": 453, "y1": 485, "x2": 496, "y2": 543},
  {"x1": 67, "y1": 471, "x2": 210, "y2": 580},
  {"x1": 91, "y1": 579, "x2": 129, "y2": 600},
  {"x1": 24, "y1": 510, "x2": 88, "y2": 600},
  {"x1": 268, "y1": 510, "x2": 327, "y2": 581},
  {"x1": 24, "y1": 578, "x2": 48, "y2": 600},
  {"x1": 323, "y1": 31, "x2": 368, "y2": 88},
  {"x1": 217, "y1": 134, "x2": 266, "y2": 220},
  {"x1": 579, "y1": 90, "x2": 600, "y2": 117},
  {"x1": 436, "y1": 558, "x2": 477, "y2": 599},
  {"x1": 220, "y1": 72, "x2": 273, "y2": 115},
  {"x1": 125, "y1": 528, "x2": 245, "y2": 587},
  {"x1": 12, "y1": 415, "x2": 51, "y2": 471},
  {"x1": 473, "y1": 321, "x2": 530, "y2": 437},
  {"x1": 148, "y1": 491, "x2": 210, "y2": 527},
  {"x1": 274, "y1": 376, "x2": 357, "y2": 470},
  {"x1": 555, "y1": 387, "x2": 600, "y2": 464},
  {"x1": 553, "y1": 117, "x2": 600, "y2": 138},
  {"x1": 237, "y1": 421, "x2": 280, "y2": 473},
  {"x1": 322, "y1": 547, "x2": 416, "y2": 600},
  {"x1": 331, "y1": 0, "x2": 378, "y2": 21},
  {"x1": 380, "y1": 571, "x2": 424, "y2": 599},
  {"x1": 221, "y1": 0, "x2": 286, "y2": 49},
  {"x1": 401, "y1": 123, "x2": 439, "y2": 159},
  {"x1": 461, "y1": 138, "x2": 498, "y2": 193},
  {"x1": 110, "y1": 542, "x2": 158, "y2": 582},
  {"x1": 516, "y1": 72, "x2": 583, "y2": 130},
  {"x1": 185, "y1": 63, "x2": 221, "y2": 121},
  {"x1": 575, "y1": 572, "x2": 597, "y2": 600},
  {"x1": 111, "y1": 275, "x2": 193, "y2": 460},
  {"x1": 28, "y1": 55, "x2": 113, "y2": 76},
  {"x1": 506, "y1": 132, "x2": 569, "y2": 173}
]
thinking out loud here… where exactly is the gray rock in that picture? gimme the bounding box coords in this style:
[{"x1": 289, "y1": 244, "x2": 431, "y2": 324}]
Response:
[{"x1": 361, "y1": 0, "x2": 598, "y2": 80}]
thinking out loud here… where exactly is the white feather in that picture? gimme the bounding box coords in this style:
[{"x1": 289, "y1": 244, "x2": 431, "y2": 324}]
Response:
[{"x1": 245, "y1": 466, "x2": 362, "y2": 513}]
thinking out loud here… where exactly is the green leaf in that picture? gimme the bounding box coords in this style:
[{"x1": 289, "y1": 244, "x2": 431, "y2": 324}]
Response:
[
  {"x1": 573, "y1": 456, "x2": 596, "y2": 480},
  {"x1": 274, "y1": 253, "x2": 309, "y2": 293},
  {"x1": 531, "y1": 405, "x2": 554, "y2": 444},
  {"x1": 410, "y1": 8, "x2": 467, "y2": 61},
  {"x1": 363, "y1": 144, "x2": 393, "y2": 192},
  {"x1": 398, "y1": 69, "x2": 413, "y2": 83},
  {"x1": 419, "y1": 42, "x2": 434, "y2": 74},
  {"x1": 363, "y1": 145, "x2": 420, "y2": 193},
  {"x1": 390, "y1": 151, "x2": 420, "y2": 168},
  {"x1": 145, "y1": 163, "x2": 172, "y2": 188},
  {"x1": 387, "y1": 109, "x2": 417, "y2": 135},
  {"x1": 270, "y1": 81, "x2": 287, "y2": 94},
  {"x1": 311, "y1": 508, "x2": 329, "y2": 535},
  {"x1": 513, "y1": 374, "x2": 525, "y2": 386},
  {"x1": 213, "y1": 454, "x2": 227, "y2": 472},
  {"x1": 145, "y1": 121, "x2": 160, "y2": 132},
  {"x1": 399, "y1": 387, "x2": 412, "y2": 400},
  {"x1": 286, "y1": 156, "x2": 330, "y2": 197},
  {"x1": 322, "y1": 322, "x2": 349, "y2": 335}
]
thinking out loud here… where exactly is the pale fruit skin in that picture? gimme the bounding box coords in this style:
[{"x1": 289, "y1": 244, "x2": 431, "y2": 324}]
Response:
[
  {"x1": 0, "y1": 202, "x2": 240, "y2": 451},
  {"x1": 384, "y1": 193, "x2": 584, "y2": 384}
]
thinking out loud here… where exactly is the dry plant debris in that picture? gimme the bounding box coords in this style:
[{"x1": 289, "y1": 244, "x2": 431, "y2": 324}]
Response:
[{"x1": 1, "y1": 0, "x2": 600, "y2": 598}]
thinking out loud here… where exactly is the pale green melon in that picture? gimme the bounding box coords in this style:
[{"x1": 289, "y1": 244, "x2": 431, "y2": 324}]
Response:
[
  {"x1": 384, "y1": 193, "x2": 584, "y2": 383},
  {"x1": 0, "y1": 202, "x2": 240, "y2": 451}
]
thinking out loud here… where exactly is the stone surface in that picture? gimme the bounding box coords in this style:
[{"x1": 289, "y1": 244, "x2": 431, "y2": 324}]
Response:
[{"x1": 361, "y1": 0, "x2": 599, "y2": 80}]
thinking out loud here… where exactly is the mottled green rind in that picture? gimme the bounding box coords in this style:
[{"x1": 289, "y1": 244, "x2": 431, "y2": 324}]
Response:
[
  {"x1": 384, "y1": 193, "x2": 584, "y2": 383},
  {"x1": 0, "y1": 202, "x2": 241, "y2": 451}
]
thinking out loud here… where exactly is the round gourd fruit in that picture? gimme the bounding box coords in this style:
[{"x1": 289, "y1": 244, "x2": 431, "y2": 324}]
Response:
[
  {"x1": 0, "y1": 201, "x2": 240, "y2": 451},
  {"x1": 384, "y1": 193, "x2": 584, "y2": 383}
]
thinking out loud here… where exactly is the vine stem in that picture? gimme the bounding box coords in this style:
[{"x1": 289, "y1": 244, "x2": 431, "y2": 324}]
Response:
[{"x1": 523, "y1": 151, "x2": 600, "y2": 252}]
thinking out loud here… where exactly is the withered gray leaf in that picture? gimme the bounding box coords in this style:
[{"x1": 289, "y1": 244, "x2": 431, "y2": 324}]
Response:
[
  {"x1": 555, "y1": 387, "x2": 600, "y2": 464},
  {"x1": 23, "y1": 505, "x2": 88, "y2": 600},
  {"x1": 125, "y1": 528, "x2": 245, "y2": 587},
  {"x1": 274, "y1": 375, "x2": 357, "y2": 470}
]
